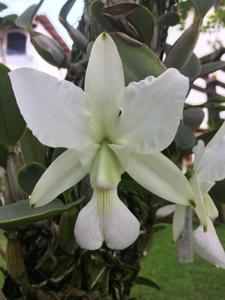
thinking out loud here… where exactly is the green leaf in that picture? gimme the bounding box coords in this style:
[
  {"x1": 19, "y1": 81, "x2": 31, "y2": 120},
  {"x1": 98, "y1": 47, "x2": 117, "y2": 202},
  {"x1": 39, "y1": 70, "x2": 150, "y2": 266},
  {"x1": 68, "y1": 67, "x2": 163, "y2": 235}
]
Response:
[
  {"x1": 0, "y1": 141, "x2": 9, "y2": 168},
  {"x1": 111, "y1": 33, "x2": 165, "y2": 84},
  {"x1": 120, "y1": 173, "x2": 148, "y2": 195},
  {"x1": 0, "y1": 198, "x2": 81, "y2": 230},
  {"x1": 184, "y1": 107, "x2": 204, "y2": 130},
  {"x1": 197, "y1": 130, "x2": 217, "y2": 145},
  {"x1": 31, "y1": 32, "x2": 67, "y2": 68},
  {"x1": 136, "y1": 276, "x2": 160, "y2": 290},
  {"x1": 0, "y1": 64, "x2": 26, "y2": 146},
  {"x1": 128, "y1": 6, "x2": 154, "y2": 45},
  {"x1": 180, "y1": 52, "x2": 201, "y2": 81},
  {"x1": 164, "y1": 17, "x2": 202, "y2": 70},
  {"x1": 0, "y1": 3, "x2": 7, "y2": 12},
  {"x1": 20, "y1": 129, "x2": 46, "y2": 165},
  {"x1": 92, "y1": 0, "x2": 115, "y2": 32},
  {"x1": 210, "y1": 179, "x2": 225, "y2": 203},
  {"x1": 200, "y1": 61, "x2": 225, "y2": 77},
  {"x1": 17, "y1": 163, "x2": 46, "y2": 194},
  {"x1": 51, "y1": 148, "x2": 66, "y2": 162},
  {"x1": 157, "y1": 12, "x2": 180, "y2": 27},
  {"x1": 0, "y1": 14, "x2": 17, "y2": 30},
  {"x1": 175, "y1": 125, "x2": 196, "y2": 150},
  {"x1": 15, "y1": 0, "x2": 44, "y2": 30},
  {"x1": 165, "y1": 44, "x2": 201, "y2": 81},
  {"x1": 59, "y1": 208, "x2": 77, "y2": 251},
  {"x1": 190, "y1": 0, "x2": 214, "y2": 16}
]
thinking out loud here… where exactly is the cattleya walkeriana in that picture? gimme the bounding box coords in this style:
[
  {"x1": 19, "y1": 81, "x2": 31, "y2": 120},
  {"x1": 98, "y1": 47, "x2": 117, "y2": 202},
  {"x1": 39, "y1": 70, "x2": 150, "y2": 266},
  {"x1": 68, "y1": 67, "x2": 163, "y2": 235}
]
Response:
[
  {"x1": 9, "y1": 32, "x2": 193, "y2": 250},
  {"x1": 173, "y1": 122, "x2": 225, "y2": 268}
]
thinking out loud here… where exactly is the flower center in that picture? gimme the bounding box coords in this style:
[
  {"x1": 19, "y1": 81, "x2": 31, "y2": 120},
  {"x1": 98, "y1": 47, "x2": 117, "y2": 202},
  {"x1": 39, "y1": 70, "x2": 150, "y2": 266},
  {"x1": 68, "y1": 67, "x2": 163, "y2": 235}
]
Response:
[{"x1": 90, "y1": 141, "x2": 121, "y2": 190}]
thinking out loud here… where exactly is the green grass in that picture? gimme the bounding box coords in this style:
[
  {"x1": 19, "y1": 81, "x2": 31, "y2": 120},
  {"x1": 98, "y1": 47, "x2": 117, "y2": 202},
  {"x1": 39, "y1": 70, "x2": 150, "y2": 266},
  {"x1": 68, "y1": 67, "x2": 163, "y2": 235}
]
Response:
[{"x1": 132, "y1": 224, "x2": 225, "y2": 300}]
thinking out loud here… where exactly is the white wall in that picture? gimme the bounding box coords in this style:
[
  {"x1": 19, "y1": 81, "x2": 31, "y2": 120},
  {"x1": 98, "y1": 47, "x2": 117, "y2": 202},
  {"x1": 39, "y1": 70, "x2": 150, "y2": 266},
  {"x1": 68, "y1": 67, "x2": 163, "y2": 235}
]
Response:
[{"x1": 0, "y1": 22, "x2": 67, "y2": 79}]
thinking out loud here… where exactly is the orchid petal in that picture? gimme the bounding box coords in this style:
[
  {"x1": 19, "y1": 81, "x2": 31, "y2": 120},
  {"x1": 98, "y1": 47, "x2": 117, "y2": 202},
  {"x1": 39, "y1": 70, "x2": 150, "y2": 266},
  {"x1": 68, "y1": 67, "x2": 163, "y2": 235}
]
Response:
[
  {"x1": 9, "y1": 68, "x2": 92, "y2": 148},
  {"x1": 193, "y1": 218, "x2": 225, "y2": 269},
  {"x1": 76, "y1": 143, "x2": 100, "y2": 172},
  {"x1": 190, "y1": 175, "x2": 207, "y2": 227},
  {"x1": 74, "y1": 193, "x2": 103, "y2": 250},
  {"x1": 30, "y1": 150, "x2": 87, "y2": 207},
  {"x1": 206, "y1": 121, "x2": 225, "y2": 149},
  {"x1": 172, "y1": 205, "x2": 187, "y2": 241},
  {"x1": 74, "y1": 189, "x2": 140, "y2": 250},
  {"x1": 115, "y1": 68, "x2": 189, "y2": 154},
  {"x1": 85, "y1": 33, "x2": 125, "y2": 140},
  {"x1": 204, "y1": 193, "x2": 218, "y2": 220},
  {"x1": 156, "y1": 204, "x2": 176, "y2": 219},
  {"x1": 103, "y1": 189, "x2": 140, "y2": 250},
  {"x1": 127, "y1": 152, "x2": 193, "y2": 205},
  {"x1": 193, "y1": 140, "x2": 205, "y2": 168},
  {"x1": 108, "y1": 144, "x2": 130, "y2": 171},
  {"x1": 195, "y1": 138, "x2": 225, "y2": 193}
]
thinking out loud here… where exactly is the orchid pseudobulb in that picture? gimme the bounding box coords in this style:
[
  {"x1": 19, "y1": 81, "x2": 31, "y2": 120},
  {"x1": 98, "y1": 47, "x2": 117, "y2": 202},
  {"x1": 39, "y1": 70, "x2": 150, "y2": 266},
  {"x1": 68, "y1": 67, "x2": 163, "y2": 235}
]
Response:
[{"x1": 9, "y1": 33, "x2": 193, "y2": 250}]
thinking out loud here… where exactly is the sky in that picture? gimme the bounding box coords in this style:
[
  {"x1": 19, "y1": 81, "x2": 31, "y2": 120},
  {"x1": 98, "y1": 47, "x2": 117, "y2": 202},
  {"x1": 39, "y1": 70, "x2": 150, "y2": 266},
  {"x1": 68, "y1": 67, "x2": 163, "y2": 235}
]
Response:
[{"x1": 2, "y1": 0, "x2": 84, "y2": 46}]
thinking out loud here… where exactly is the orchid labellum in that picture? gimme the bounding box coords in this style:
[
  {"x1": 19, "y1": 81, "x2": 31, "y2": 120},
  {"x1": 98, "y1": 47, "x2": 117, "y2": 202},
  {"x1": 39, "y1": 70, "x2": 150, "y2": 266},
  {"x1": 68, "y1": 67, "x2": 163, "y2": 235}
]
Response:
[
  {"x1": 173, "y1": 122, "x2": 225, "y2": 268},
  {"x1": 9, "y1": 33, "x2": 193, "y2": 250}
]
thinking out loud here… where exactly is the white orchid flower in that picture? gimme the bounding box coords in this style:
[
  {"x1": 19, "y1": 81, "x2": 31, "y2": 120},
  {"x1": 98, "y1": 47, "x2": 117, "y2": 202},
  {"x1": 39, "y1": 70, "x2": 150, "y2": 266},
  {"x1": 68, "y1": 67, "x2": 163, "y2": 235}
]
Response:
[
  {"x1": 9, "y1": 32, "x2": 193, "y2": 250},
  {"x1": 173, "y1": 122, "x2": 225, "y2": 268}
]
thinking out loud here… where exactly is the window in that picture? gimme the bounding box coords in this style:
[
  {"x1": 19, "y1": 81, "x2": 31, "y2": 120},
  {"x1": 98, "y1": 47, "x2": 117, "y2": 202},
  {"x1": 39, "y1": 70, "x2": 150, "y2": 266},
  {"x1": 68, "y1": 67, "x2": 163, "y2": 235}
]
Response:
[{"x1": 7, "y1": 32, "x2": 26, "y2": 55}]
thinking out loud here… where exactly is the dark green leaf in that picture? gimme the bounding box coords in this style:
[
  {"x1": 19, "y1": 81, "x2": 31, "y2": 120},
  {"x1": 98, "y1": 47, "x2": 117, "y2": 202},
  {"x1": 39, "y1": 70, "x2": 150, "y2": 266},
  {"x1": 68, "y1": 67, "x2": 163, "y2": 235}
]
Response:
[
  {"x1": 0, "y1": 64, "x2": 26, "y2": 146},
  {"x1": 15, "y1": 0, "x2": 44, "y2": 30},
  {"x1": 175, "y1": 125, "x2": 196, "y2": 150},
  {"x1": 51, "y1": 148, "x2": 66, "y2": 162},
  {"x1": 200, "y1": 61, "x2": 225, "y2": 77},
  {"x1": 20, "y1": 129, "x2": 46, "y2": 165},
  {"x1": 164, "y1": 17, "x2": 202, "y2": 70},
  {"x1": 197, "y1": 130, "x2": 217, "y2": 145},
  {"x1": 0, "y1": 14, "x2": 17, "y2": 30},
  {"x1": 128, "y1": 6, "x2": 154, "y2": 45},
  {"x1": 59, "y1": 208, "x2": 77, "y2": 251},
  {"x1": 0, "y1": 198, "x2": 81, "y2": 230},
  {"x1": 184, "y1": 107, "x2": 204, "y2": 130},
  {"x1": 17, "y1": 163, "x2": 46, "y2": 194},
  {"x1": 0, "y1": 141, "x2": 9, "y2": 168},
  {"x1": 165, "y1": 44, "x2": 201, "y2": 80},
  {"x1": 190, "y1": 0, "x2": 214, "y2": 16},
  {"x1": 136, "y1": 276, "x2": 160, "y2": 290},
  {"x1": 0, "y1": 3, "x2": 7, "y2": 12},
  {"x1": 158, "y1": 12, "x2": 180, "y2": 27},
  {"x1": 210, "y1": 179, "x2": 225, "y2": 203},
  {"x1": 31, "y1": 32, "x2": 67, "y2": 68},
  {"x1": 120, "y1": 173, "x2": 148, "y2": 195},
  {"x1": 92, "y1": 0, "x2": 115, "y2": 32},
  {"x1": 103, "y1": 3, "x2": 138, "y2": 16},
  {"x1": 112, "y1": 33, "x2": 165, "y2": 84},
  {"x1": 181, "y1": 52, "x2": 201, "y2": 81}
]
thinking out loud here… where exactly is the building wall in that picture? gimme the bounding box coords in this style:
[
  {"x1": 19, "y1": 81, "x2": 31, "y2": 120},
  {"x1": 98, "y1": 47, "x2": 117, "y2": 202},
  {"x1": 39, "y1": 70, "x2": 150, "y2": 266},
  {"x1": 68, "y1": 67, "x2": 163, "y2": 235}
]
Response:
[{"x1": 0, "y1": 22, "x2": 67, "y2": 79}]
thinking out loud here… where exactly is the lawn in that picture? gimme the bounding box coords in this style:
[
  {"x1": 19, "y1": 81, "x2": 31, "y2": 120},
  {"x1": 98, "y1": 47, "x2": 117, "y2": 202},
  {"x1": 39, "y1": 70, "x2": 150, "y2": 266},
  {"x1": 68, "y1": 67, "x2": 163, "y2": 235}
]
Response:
[{"x1": 132, "y1": 224, "x2": 225, "y2": 300}]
